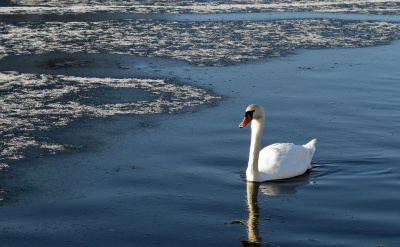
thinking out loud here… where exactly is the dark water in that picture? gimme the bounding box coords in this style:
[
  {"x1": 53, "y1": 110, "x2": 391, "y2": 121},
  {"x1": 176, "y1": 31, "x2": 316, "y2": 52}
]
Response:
[{"x1": 1, "y1": 1, "x2": 400, "y2": 246}]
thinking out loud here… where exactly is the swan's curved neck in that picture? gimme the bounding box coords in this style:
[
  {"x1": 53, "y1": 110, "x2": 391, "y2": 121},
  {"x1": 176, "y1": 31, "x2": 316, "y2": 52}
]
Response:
[{"x1": 247, "y1": 117, "x2": 264, "y2": 181}]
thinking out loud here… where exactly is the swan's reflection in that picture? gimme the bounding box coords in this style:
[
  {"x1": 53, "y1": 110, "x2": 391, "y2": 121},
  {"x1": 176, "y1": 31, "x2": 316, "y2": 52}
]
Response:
[
  {"x1": 241, "y1": 181, "x2": 263, "y2": 246},
  {"x1": 259, "y1": 173, "x2": 311, "y2": 196},
  {"x1": 241, "y1": 173, "x2": 311, "y2": 246}
]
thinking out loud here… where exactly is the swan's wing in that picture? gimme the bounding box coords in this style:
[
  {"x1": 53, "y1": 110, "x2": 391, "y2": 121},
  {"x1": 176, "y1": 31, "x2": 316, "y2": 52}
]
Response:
[{"x1": 258, "y1": 143, "x2": 312, "y2": 180}]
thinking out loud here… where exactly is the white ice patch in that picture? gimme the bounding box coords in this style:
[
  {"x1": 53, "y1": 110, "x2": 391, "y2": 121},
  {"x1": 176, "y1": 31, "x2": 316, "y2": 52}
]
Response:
[
  {"x1": 0, "y1": 71, "x2": 219, "y2": 163},
  {"x1": 4, "y1": 0, "x2": 400, "y2": 15},
  {"x1": 0, "y1": 163, "x2": 9, "y2": 170},
  {"x1": 1, "y1": 20, "x2": 400, "y2": 65}
]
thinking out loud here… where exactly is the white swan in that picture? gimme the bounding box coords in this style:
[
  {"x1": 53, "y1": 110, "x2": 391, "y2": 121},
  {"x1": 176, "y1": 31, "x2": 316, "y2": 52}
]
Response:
[{"x1": 239, "y1": 104, "x2": 316, "y2": 182}]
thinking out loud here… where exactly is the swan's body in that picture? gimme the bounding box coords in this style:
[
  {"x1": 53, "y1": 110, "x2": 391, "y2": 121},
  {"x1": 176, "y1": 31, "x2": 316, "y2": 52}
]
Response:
[{"x1": 239, "y1": 104, "x2": 316, "y2": 182}]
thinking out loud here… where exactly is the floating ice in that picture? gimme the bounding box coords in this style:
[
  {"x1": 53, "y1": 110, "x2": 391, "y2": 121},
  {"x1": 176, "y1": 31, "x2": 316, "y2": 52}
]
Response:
[
  {"x1": 3, "y1": 0, "x2": 400, "y2": 15},
  {"x1": 1, "y1": 7, "x2": 400, "y2": 163},
  {"x1": 1, "y1": 19, "x2": 400, "y2": 65},
  {"x1": 0, "y1": 71, "x2": 219, "y2": 164}
]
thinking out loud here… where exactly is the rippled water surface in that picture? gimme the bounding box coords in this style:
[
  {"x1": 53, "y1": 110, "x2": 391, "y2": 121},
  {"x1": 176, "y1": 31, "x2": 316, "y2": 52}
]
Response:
[{"x1": 1, "y1": 1, "x2": 400, "y2": 246}]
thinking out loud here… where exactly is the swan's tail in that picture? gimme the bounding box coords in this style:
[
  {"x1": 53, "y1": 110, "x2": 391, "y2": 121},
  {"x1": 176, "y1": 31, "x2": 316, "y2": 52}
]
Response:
[{"x1": 303, "y1": 138, "x2": 317, "y2": 156}]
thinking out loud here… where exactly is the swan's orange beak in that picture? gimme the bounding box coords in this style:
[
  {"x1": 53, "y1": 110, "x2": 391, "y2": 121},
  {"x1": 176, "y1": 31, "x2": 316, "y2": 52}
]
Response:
[{"x1": 239, "y1": 117, "x2": 251, "y2": 128}]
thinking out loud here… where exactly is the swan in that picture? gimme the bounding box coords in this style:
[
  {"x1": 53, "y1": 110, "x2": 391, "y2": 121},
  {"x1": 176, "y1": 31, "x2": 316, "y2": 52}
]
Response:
[{"x1": 239, "y1": 104, "x2": 316, "y2": 182}]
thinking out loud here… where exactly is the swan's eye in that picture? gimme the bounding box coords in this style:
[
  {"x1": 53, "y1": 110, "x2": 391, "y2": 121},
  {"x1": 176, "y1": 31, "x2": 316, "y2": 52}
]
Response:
[{"x1": 245, "y1": 110, "x2": 255, "y2": 120}]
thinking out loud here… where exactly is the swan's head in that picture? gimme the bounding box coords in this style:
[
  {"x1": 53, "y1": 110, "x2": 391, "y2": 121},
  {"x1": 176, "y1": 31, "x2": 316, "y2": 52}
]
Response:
[{"x1": 239, "y1": 104, "x2": 265, "y2": 128}]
